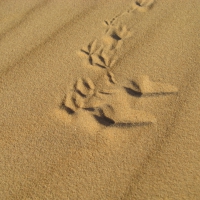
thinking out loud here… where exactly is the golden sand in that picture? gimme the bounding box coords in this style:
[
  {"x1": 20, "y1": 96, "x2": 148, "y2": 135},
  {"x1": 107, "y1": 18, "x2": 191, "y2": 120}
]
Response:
[{"x1": 0, "y1": 0, "x2": 200, "y2": 199}]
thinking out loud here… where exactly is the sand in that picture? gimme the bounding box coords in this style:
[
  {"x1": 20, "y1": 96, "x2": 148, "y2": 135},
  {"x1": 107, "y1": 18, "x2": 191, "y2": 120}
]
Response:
[{"x1": 0, "y1": 0, "x2": 200, "y2": 199}]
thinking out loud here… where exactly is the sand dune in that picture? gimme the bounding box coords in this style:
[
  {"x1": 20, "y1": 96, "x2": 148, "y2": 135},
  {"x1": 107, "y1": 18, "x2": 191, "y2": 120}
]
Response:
[{"x1": 0, "y1": 0, "x2": 200, "y2": 199}]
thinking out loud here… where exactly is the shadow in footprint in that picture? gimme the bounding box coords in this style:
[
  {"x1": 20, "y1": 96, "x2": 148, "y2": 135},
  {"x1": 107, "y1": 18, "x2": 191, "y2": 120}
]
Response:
[
  {"x1": 124, "y1": 87, "x2": 142, "y2": 97},
  {"x1": 60, "y1": 102, "x2": 75, "y2": 115},
  {"x1": 84, "y1": 107, "x2": 96, "y2": 112},
  {"x1": 93, "y1": 115, "x2": 115, "y2": 126},
  {"x1": 95, "y1": 63, "x2": 107, "y2": 69},
  {"x1": 136, "y1": 1, "x2": 142, "y2": 6},
  {"x1": 142, "y1": 91, "x2": 178, "y2": 97},
  {"x1": 114, "y1": 121, "x2": 153, "y2": 128},
  {"x1": 93, "y1": 115, "x2": 154, "y2": 128},
  {"x1": 111, "y1": 33, "x2": 121, "y2": 41},
  {"x1": 76, "y1": 90, "x2": 87, "y2": 98}
]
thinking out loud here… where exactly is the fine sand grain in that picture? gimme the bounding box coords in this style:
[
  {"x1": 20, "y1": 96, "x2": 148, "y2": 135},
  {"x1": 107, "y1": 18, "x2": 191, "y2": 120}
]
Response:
[{"x1": 0, "y1": 0, "x2": 200, "y2": 199}]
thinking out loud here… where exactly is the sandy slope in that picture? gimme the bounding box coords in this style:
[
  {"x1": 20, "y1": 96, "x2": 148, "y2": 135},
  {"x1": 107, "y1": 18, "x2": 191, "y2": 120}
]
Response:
[{"x1": 0, "y1": 0, "x2": 200, "y2": 199}]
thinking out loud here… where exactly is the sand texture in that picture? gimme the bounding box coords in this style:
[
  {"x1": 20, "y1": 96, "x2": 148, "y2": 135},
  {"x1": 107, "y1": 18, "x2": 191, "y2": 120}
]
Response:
[{"x1": 0, "y1": 0, "x2": 200, "y2": 199}]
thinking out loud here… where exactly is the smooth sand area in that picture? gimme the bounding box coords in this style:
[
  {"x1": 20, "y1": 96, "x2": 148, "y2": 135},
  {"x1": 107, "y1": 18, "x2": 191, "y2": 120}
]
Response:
[{"x1": 0, "y1": 0, "x2": 200, "y2": 199}]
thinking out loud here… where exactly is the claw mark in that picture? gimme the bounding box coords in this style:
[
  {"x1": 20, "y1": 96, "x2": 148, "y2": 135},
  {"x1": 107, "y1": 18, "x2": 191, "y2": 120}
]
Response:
[
  {"x1": 94, "y1": 104, "x2": 156, "y2": 127},
  {"x1": 92, "y1": 48, "x2": 117, "y2": 69},
  {"x1": 102, "y1": 23, "x2": 132, "y2": 51},
  {"x1": 60, "y1": 0, "x2": 178, "y2": 130},
  {"x1": 106, "y1": 24, "x2": 132, "y2": 41},
  {"x1": 131, "y1": 0, "x2": 155, "y2": 12},
  {"x1": 78, "y1": 39, "x2": 101, "y2": 65},
  {"x1": 105, "y1": 71, "x2": 117, "y2": 84},
  {"x1": 124, "y1": 76, "x2": 178, "y2": 96}
]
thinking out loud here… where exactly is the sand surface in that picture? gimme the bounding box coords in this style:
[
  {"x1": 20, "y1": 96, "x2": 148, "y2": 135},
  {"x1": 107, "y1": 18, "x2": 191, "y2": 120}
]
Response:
[{"x1": 0, "y1": 0, "x2": 200, "y2": 199}]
